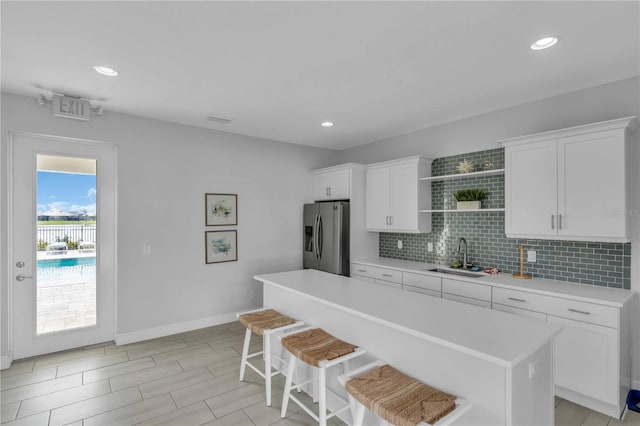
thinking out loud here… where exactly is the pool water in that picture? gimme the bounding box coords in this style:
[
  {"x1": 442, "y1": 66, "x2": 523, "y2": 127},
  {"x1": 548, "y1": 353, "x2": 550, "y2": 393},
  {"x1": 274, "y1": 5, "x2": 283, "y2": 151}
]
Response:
[{"x1": 37, "y1": 256, "x2": 96, "y2": 286}]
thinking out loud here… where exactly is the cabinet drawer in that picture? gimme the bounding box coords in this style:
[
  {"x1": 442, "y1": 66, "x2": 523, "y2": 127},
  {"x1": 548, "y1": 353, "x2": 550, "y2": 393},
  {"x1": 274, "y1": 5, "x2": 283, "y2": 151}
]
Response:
[
  {"x1": 443, "y1": 293, "x2": 492, "y2": 309},
  {"x1": 492, "y1": 287, "x2": 549, "y2": 314},
  {"x1": 404, "y1": 285, "x2": 441, "y2": 298},
  {"x1": 492, "y1": 303, "x2": 547, "y2": 321},
  {"x1": 351, "y1": 274, "x2": 376, "y2": 284},
  {"x1": 402, "y1": 272, "x2": 441, "y2": 292},
  {"x1": 547, "y1": 298, "x2": 618, "y2": 329},
  {"x1": 375, "y1": 279, "x2": 402, "y2": 289},
  {"x1": 493, "y1": 287, "x2": 618, "y2": 328},
  {"x1": 351, "y1": 263, "x2": 402, "y2": 284},
  {"x1": 442, "y1": 278, "x2": 491, "y2": 302}
]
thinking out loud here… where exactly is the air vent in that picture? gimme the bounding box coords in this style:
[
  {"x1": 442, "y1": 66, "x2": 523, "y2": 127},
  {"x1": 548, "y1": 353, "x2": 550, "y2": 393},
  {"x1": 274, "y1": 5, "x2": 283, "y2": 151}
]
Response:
[{"x1": 206, "y1": 115, "x2": 233, "y2": 124}]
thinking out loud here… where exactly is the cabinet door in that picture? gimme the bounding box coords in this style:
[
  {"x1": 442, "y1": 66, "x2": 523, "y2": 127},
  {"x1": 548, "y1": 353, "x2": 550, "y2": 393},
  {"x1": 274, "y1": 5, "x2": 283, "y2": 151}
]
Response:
[
  {"x1": 442, "y1": 293, "x2": 492, "y2": 309},
  {"x1": 504, "y1": 140, "x2": 558, "y2": 238},
  {"x1": 492, "y1": 303, "x2": 547, "y2": 320},
  {"x1": 389, "y1": 163, "x2": 417, "y2": 231},
  {"x1": 312, "y1": 170, "x2": 350, "y2": 201},
  {"x1": 366, "y1": 167, "x2": 390, "y2": 230},
  {"x1": 547, "y1": 315, "x2": 618, "y2": 405},
  {"x1": 558, "y1": 130, "x2": 627, "y2": 241}
]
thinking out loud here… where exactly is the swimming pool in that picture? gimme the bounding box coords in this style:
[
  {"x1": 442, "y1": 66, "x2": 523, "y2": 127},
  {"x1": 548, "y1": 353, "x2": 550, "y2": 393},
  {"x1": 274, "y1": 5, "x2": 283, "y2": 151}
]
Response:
[{"x1": 37, "y1": 256, "x2": 96, "y2": 285}]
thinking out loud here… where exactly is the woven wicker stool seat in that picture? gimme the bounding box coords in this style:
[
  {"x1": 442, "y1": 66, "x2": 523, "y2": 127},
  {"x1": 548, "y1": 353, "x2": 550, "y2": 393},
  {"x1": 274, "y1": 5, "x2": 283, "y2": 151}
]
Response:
[
  {"x1": 280, "y1": 327, "x2": 366, "y2": 426},
  {"x1": 239, "y1": 309, "x2": 296, "y2": 335},
  {"x1": 281, "y1": 328, "x2": 357, "y2": 367},
  {"x1": 236, "y1": 308, "x2": 303, "y2": 407},
  {"x1": 346, "y1": 364, "x2": 456, "y2": 426}
]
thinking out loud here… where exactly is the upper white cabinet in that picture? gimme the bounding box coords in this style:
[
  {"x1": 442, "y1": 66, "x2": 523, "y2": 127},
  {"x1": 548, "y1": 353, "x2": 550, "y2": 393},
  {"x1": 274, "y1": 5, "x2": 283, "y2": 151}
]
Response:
[
  {"x1": 365, "y1": 156, "x2": 432, "y2": 233},
  {"x1": 501, "y1": 117, "x2": 636, "y2": 242},
  {"x1": 311, "y1": 165, "x2": 353, "y2": 201}
]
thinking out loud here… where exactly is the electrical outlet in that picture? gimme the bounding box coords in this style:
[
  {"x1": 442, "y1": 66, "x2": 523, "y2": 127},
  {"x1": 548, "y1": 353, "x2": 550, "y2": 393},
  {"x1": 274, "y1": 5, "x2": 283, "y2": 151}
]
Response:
[
  {"x1": 143, "y1": 245, "x2": 151, "y2": 256},
  {"x1": 527, "y1": 250, "x2": 537, "y2": 263},
  {"x1": 397, "y1": 240, "x2": 403, "y2": 249},
  {"x1": 427, "y1": 243, "x2": 433, "y2": 252}
]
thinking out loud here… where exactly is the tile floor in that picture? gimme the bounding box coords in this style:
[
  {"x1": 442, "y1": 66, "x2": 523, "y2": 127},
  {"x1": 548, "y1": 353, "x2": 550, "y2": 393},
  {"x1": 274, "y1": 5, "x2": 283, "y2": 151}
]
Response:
[{"x1": 0, "y1": 321, "x2": 638, "y2": 425}]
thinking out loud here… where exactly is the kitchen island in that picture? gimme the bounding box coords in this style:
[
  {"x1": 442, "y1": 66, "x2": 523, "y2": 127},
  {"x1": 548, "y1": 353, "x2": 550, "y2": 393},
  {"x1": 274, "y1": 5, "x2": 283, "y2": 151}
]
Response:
[{"x1": 254, "y1": 269, "x2": 563, "y2": 425}]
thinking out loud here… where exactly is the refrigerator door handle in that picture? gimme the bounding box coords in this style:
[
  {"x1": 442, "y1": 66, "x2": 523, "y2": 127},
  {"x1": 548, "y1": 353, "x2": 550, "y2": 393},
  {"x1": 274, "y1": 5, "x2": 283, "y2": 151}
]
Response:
[
  {"x1": 317, "y1": 215, "x2": 323, "y2": 260},
  {"x1": 314, "y1": 213, "x2": 319, "y2": 260}
]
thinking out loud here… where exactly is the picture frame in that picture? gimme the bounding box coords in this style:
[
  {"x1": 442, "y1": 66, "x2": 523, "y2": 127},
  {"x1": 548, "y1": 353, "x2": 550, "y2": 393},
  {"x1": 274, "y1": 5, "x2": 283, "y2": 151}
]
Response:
[
  {"x1": 205, "y1": 230, "x2": 238, "y2": 264},
  {"x1": 205, "y1": 193, "x2": 237, "y2": 226}
]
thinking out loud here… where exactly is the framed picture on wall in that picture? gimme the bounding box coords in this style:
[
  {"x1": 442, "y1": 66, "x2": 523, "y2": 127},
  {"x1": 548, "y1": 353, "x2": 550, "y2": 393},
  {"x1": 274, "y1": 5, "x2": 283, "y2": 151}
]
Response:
[
  {"x1": 205, "y1": 193, "x2": 237, "y2": 226},
  {"x1": 205, "y1": 230, "x2": 238, "y2": 264}
]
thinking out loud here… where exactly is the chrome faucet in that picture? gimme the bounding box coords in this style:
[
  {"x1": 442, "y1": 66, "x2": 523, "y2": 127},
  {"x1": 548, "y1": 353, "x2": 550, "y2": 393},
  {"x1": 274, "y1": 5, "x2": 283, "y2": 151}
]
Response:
[{"x1": 456, "y1": 237, "x2": 473, "y2": 269}]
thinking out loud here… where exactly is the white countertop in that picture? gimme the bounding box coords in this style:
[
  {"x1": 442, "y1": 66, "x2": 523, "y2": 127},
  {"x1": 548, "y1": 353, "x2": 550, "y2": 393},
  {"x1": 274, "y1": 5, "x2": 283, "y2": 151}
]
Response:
[
  {"x1": 353, "y1": 257, "x2": 634, "y2": 307},
  {"x1": 254, "y1": 269, "x2": 563, "y2": 368}
]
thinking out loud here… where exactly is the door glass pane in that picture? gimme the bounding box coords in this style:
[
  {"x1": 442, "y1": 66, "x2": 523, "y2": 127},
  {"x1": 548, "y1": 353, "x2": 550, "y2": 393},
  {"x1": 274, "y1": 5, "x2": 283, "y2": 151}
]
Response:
[{"x1": 36, "y1": 155, "x2": 97, "y2": 334}]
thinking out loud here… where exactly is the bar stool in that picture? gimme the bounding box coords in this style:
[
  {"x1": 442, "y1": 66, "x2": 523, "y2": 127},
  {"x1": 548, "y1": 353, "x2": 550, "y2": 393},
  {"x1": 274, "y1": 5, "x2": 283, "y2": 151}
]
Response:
[
  {"x1": 338, "y1": 361, "x2": 471, "y2": 426},
  {"x1": 237, "y1": 308, "x2": 304, "y2": 406},
  {"x1": 280, "y1": 327, "x2": 367, "y2": 426}
]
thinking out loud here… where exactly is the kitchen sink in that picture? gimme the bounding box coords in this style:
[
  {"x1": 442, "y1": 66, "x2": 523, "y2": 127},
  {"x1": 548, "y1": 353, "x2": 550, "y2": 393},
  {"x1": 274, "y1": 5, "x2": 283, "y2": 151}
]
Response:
[{"x1": 425, "y1": 268, "x2": 484, "y2": 278}]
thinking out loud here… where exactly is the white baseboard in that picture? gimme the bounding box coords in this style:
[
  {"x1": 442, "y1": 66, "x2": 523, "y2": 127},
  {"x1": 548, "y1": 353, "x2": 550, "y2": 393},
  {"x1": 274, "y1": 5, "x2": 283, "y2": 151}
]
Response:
[
  {"x1": 1, "y1": 354, "x2": 13, "y2": 370},
  {"x1": 115, "y1": 311, "x2": 246, "y2": 346}
]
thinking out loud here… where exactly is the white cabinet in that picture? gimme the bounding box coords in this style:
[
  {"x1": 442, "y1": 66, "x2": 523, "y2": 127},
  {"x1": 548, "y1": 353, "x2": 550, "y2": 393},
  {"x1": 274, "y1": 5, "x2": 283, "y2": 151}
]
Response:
[
  {"x1": 402, "y1": 272, "x2": 441, "y2": 298},
  {"x1": 548, "y1": 315, "x2": 619, "y2": 406},
  {"x1": 501, "y1": 117, "x2": 635, "y2": 242},
  {"x1": 311, "y1": 166, "x2": 351, "y2": 201},
  {"x1": 351, "y1": 262, "x2": 402, "y2": 289},
  {"x1": 442, "y1": 278, "x2": 492, "y2": 308},
  {"x1": 365, "y1": 156, "x2": 431, "y2": 233}
]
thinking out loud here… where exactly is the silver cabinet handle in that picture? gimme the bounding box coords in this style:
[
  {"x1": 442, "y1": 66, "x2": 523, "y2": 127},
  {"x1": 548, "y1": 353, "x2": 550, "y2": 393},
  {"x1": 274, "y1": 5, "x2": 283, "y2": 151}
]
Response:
[
  {"x1": 16, "y1": 274, "x2": 33, "y2": 281},
  {"x1": 508, "y1": 297, "x2": 526, "y2": 303},
  {"x1": 382, "y1": 273, "x2": 392, "y2": 277},
  {"x1": 551, "y1": 214, "x2": 555, "y2": 229},
  {"x1": 568, "y1": 308, "x2": 590, "y2": 315},
  {"x1": 357, "y1": 269, "x2": 367, "y2": 273},
  {"x1": 389, "y1": 216, "x2": 393, "y2": 225},
  {"x1": 558, "y1": 214, "x2": 563, "y2": 230},
  {"x1": 385, "y1": 216, "x2": 389, "y2": 225}
]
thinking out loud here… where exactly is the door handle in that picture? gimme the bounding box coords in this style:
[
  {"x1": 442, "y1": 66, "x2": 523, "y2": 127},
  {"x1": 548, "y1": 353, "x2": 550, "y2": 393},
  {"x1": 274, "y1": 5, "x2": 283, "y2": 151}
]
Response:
[
  {"x1": 317, "y1": 215, "x2": 323, "y2": 260},
  {"x1": 558, "y1": 214, "x2": 563, "y2": 230},
  {"x1": 551, "y1": 214, "x2": 555, "y2": 230},
  {"x1": 16, "y1": 274, "x2": 33, "y2": 281},
  {"x1": 314, "y1": 214, "x2": 320, "y2": 261}
]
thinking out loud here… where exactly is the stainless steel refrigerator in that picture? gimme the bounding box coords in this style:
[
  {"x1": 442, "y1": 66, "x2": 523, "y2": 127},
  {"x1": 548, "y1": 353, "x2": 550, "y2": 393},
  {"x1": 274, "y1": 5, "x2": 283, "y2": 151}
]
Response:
[{"x1": 303, "y1": 201, "x2": 350, "y2": 276}]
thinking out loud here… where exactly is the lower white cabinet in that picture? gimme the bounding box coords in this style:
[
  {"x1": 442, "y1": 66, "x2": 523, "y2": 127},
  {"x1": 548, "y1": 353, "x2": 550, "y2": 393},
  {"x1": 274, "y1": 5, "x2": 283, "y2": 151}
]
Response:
[
  {"x1": 492, "y1": 303, "x2": 547, "y2": 320},
  {"x1": 442, "y1": 278, "x2": 492, "y2": 307},
  {"x1": 548, "y1": 315, "x2": 619, "y2": 406}
]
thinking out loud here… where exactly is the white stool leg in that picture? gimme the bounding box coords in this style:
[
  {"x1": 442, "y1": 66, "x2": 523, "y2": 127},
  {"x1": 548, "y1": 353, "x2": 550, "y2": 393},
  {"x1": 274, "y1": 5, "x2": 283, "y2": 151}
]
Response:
[
  {"x1": 264, "y1": 334, "x2": 272, "y2": 406},
  {"x1": 239, "y1": 328, "x2": 252, "y2": 381},
  {"x1": 281, "y1": 353, "x2": 297, "y2": 418},
  {"x1": 353, "y1": 401, "x2": 366, "y2": 426},
  {"x1": 319, "y1": 366, "x2": 327, "y2": 426},
  {"x1": 312, "y1": 367, "x2": 319, "y2": 403}
]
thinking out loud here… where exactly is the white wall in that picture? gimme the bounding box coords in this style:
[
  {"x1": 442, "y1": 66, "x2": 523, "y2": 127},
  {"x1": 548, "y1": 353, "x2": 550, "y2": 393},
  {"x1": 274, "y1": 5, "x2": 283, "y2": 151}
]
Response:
[
  {"x1": 337, "y1": 75, "x2": 640, "y2": 389},
  {"x1": 0, "y1": 92, "x2": 338, "y2": 360}
]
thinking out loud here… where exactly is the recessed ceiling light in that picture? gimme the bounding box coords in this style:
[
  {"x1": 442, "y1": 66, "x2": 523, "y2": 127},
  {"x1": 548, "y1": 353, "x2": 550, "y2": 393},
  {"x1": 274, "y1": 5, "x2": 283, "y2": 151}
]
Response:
[
  {"x1": 93, "y1": 65, "x2": 119, "y2": 76},
  {"x1": 321, "y1": 121, "x2": 334, "y2": 127},
  {"x1": 530, "y1": 36, "x2": 559, "y2": 51}
]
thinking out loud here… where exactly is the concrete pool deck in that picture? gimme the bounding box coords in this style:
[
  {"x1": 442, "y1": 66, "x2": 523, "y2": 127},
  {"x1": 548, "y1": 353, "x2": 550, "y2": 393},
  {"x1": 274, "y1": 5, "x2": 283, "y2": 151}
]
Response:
[{"x1": 36, "y1": 250, "x2": 97, "y2": 333}]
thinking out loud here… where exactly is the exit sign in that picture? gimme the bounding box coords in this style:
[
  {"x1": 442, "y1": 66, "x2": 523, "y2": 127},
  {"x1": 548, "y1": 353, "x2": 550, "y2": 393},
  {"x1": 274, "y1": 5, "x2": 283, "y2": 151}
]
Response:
[{"x1": 51, "y1": 95, "x2": 91, "y2": 121}]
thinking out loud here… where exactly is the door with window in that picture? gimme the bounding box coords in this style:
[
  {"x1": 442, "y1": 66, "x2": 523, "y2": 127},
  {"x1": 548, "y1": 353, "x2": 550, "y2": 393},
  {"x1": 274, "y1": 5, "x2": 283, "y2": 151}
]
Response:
[{"x1": 11, "y1": 133, "x2": 116, "y2": 359}]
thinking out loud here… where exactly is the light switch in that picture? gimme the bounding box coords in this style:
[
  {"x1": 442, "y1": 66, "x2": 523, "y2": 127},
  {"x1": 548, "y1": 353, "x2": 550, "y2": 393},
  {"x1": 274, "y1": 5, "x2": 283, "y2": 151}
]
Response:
[
  {"x1": 397, "y1": 240, "x2": 403, "y2": 249},
  {"x1": 527, "y1": 250, "x2": 537, "y2": 263},
  {"x1": 427, "y1": 243, "x2": 433, "y2": 252},
  {"x1": 529, "y1": 358, "x2": 539, "y2": 379},
  {"x1": 143, "y1": 245, "x2": 152, "y2": 256}
]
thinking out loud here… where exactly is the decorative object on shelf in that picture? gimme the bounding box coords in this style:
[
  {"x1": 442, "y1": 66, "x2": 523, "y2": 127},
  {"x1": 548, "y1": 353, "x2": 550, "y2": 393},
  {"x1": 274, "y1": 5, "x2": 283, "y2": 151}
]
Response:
[
  {"x1": 205, "y1": 230, "x2": 237, "y2": 263},
  {"x1": 481, "y1": 158, "x2": 494, "y2": 170},
  {"x1": 512, "y1": 244, "x2": 532, "y2": 279},
  {"x1": 484, "y1": 267, "x2": 501, "y2": 275},
  {"x1": 453, "y1": 189, "x2": 487, "y2": 210},
  {"x1": 456, "y1": 159, "x2": 475, "y2": 174},
  {"x1": 450, "y1": 260, "x2": 462, "y2": 268},
  {"x1": 205, "y1": 193, "x2": 237, "y2": 226}
]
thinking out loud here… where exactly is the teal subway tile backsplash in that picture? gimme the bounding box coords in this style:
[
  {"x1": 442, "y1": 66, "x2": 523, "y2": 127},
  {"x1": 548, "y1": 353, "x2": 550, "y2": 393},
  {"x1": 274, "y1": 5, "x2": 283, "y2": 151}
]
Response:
[{"x1": 379, "y1": 147, "x2": 631, "y2": 289}]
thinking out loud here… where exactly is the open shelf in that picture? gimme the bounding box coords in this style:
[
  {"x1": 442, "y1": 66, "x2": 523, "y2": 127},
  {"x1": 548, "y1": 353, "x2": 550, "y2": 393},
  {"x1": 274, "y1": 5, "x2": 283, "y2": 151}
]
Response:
[
  {"x1": 419, "y1": 168, "x2": 505, "y2": 182},
  {"x1": 420, "y1": 208, "x2": 505, "y2": 213}
]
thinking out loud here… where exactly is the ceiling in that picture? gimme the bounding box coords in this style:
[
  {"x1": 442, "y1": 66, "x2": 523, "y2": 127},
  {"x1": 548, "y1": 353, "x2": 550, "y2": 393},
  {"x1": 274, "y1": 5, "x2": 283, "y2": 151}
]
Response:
[{"x1": 2, "y1": 1, "x2": 638, "y2": 151}]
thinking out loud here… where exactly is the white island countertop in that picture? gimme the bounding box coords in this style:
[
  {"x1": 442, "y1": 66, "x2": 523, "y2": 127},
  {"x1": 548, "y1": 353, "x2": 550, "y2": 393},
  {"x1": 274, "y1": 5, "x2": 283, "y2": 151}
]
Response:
[
  {"x1": 353, "y1": 257, "x2": 633, "y2": 307},
  {"x1": 254, "y1": 269, "x2": 563, "y2": 368}
]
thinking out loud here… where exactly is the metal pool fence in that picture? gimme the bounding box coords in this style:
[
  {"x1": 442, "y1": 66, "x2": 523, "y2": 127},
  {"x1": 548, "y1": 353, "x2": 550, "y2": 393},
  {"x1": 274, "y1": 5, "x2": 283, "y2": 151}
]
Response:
[{"x1": 37, "y1": 225, "x2": 96, "y2": 248}]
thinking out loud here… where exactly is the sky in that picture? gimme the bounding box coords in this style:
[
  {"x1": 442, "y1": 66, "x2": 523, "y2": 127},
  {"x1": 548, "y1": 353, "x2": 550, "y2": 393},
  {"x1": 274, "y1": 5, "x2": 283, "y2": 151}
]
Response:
[{"x1": 37, "y1": 171, "x2": 97, "y2": 215}]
